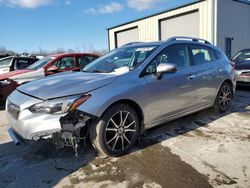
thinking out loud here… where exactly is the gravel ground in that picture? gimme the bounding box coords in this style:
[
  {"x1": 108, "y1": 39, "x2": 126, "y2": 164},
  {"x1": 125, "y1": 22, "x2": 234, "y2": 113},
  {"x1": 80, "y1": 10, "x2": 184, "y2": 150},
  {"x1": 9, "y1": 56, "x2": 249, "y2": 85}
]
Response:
[{"x1": 0, "y1": 87, "x2": 249, "y2": 188}]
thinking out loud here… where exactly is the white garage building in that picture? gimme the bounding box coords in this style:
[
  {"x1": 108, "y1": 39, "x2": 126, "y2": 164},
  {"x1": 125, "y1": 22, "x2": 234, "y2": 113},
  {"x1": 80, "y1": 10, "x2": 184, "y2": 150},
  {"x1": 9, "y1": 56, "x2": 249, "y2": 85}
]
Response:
[{"x1": 107, "y1": 0, "x2": 250, "y2": 57}]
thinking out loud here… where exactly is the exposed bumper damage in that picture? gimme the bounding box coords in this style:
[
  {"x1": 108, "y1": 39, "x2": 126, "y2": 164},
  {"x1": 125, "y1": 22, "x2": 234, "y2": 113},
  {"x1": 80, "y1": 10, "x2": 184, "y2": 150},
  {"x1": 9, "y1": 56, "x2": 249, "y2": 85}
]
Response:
[
  {"x1": 55, "y1": 109, "x2": 98, "y2": 156},
  {"x1": 8, "y1": 127, "x2": 24, "y2": 145}
]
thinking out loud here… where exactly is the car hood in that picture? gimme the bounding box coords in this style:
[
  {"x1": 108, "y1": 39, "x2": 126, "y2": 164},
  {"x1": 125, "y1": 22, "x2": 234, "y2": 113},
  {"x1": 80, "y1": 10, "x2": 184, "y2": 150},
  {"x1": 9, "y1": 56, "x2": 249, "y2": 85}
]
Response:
[
  {"x1": 0, "y1": 69, "x2": 34, "y2": 81},
  {"x1": 235, "y1": 60, "x2": 250, "y2": 70},
  {"x1": 17, "y1": 72, "x2": 119, "y2": 100}
]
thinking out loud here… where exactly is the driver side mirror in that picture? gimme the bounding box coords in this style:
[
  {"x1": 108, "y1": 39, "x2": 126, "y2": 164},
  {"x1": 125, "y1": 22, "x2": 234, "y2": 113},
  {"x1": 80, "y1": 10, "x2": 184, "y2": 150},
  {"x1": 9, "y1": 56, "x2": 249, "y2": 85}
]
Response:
[
  {"x1": 47, "y1": 65, "x2": 58, "y2": 72},
  {"x1": 156, "y1": 63, "x2": 177, "y2": 79}
]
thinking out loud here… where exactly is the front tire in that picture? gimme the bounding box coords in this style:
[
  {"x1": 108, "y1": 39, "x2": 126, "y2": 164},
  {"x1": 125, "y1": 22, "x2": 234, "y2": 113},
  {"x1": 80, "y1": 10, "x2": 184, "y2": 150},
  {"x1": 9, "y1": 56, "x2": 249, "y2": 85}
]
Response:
[
  {"x1": 214, "y1": 82, "x2": 233, "y2": 113},
  {"x1": 90, "y1": 103, "x2": 139, "y2": 157}
]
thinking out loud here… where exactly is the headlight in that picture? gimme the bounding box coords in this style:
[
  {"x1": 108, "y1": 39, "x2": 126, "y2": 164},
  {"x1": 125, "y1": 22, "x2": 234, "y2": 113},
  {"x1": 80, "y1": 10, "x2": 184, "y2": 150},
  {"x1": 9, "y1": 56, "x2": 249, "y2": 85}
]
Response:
[
  {"x1": 235, "y1": 70, "x2": 242, "y2": 76},
  {"x1": 29, "y1": 94, "x2": 91, "y2": 114}
]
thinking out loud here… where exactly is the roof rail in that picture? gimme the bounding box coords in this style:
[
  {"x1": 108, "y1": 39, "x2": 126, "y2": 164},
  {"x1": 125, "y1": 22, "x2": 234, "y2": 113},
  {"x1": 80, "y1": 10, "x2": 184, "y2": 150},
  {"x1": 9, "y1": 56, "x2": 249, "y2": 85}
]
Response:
[
  {"x1": 122, "y1": 42, "x2": 144, "y2": 47},
  {"x1": 167, "y1": 36, "x2": 211, "y2": 44}
]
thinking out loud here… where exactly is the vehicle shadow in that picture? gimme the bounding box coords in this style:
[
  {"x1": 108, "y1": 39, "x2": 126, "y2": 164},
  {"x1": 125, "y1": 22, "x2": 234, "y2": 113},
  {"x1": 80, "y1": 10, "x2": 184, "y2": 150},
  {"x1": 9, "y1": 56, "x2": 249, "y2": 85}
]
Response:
[
  {"x1": 0, "y1": 139, "x2": 98, "y2": 187},
  {"x1": 0, "y1": 89, "x2": 249, "y2": 187},
  {"x1": 237, "y1": 85, "x2": 250, "y2": 92}
]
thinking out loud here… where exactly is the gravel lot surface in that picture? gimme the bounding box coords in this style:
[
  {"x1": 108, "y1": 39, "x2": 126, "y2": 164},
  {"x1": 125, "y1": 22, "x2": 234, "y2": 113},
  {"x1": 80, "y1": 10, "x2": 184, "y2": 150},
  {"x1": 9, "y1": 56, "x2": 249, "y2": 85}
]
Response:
[{"x1": 0, "y1": 87, "x2": 249, "y2": 188}]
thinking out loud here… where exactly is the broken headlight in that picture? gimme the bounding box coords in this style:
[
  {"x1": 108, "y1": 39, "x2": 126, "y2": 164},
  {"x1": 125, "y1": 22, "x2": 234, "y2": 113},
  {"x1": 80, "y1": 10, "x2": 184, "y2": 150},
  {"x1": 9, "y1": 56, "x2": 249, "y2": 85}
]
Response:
[{"x1": 29, "y1": 95, "x2": 91, "y2": 114}]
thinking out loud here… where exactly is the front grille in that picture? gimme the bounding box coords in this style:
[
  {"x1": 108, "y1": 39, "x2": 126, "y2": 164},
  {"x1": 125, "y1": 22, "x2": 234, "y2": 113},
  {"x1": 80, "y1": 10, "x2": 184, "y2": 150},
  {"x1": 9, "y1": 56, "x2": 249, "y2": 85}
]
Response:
[
  {"x1": 7, "y1": 100, "x2": 20, "y2": 119},
  {"x1": 242, "y1": 72, "x2": 250, "y2": 75}
]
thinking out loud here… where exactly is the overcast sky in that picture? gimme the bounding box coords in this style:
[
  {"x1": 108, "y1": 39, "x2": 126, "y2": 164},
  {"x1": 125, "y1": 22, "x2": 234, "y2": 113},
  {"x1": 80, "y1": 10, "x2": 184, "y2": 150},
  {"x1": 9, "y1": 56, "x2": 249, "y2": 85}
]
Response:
[{"x1": 0, "y1": 0, "x2": 197, "y2": 53}]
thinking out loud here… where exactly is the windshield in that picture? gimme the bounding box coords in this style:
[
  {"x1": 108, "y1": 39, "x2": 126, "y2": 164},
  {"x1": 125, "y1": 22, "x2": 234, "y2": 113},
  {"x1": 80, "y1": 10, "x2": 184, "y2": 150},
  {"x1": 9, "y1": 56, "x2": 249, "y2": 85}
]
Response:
[
  {"x1": 83, "y1": 45, "x2": 159, "y2": 73},
  {"x1": 232, "y1": 50, "x2": 250, "y2": 63},
  {"x1": 26, "y1": 56, "x2": 55, "y2": 70}
]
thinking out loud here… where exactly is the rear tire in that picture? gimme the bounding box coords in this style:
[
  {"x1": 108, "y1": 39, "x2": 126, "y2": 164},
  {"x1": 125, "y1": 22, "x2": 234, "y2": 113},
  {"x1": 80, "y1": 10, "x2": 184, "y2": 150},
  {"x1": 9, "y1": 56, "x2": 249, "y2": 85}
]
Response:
[
  {"x1": 90, "y1": 103, "x2": 139, "y2": 157},
  {"x1": 214, "y1": 82, "x2": 233, "y2": 113}
]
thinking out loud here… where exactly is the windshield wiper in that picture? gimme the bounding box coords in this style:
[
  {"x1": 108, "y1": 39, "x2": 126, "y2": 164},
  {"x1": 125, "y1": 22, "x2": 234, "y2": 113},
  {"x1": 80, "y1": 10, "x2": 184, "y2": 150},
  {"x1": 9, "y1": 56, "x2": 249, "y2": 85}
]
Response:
[
  {"x1": 82, "y1": 70, "x2": 109, "y2": 73},
  {"x1": 92, "y1": 70, "x2": 109, "y2": 73},
  {"x1": 82, "y1": 70, "x2": 91, "y2": 73}
]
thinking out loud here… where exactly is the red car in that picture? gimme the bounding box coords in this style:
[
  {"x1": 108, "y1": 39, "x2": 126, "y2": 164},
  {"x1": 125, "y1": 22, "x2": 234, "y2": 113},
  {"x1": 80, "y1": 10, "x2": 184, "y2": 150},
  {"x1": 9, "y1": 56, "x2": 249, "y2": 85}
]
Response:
[{"x1": 0, "y1": 53, "x2": 99, "y2": 101}]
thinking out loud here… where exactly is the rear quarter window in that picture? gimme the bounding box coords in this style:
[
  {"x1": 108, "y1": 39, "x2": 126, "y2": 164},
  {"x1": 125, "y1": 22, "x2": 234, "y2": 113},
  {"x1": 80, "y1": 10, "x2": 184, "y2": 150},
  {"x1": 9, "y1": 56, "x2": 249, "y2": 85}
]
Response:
[{"x1": 189, "y1": 45, "x2": 216, "y2": 66}]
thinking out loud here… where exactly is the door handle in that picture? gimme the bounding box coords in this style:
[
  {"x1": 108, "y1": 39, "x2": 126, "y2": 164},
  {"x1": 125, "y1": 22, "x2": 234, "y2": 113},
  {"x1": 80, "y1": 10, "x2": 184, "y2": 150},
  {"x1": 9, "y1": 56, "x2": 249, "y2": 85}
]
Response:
[{"x1": 187, "y1": 74, "x2": 196, "y2": 80}]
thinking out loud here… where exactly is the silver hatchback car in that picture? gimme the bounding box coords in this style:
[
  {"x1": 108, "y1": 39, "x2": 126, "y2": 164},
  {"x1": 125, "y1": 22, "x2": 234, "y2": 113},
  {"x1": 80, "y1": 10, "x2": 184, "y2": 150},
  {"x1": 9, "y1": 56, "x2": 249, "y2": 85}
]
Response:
[{"x1": 6, "y1": 37, "x2": 236, "y2": 157}]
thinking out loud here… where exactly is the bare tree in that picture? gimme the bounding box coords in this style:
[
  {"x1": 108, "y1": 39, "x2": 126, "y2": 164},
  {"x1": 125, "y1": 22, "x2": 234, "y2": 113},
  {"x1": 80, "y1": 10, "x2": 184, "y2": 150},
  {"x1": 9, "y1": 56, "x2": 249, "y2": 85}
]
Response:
[
  {"x1": 0, "y1": 45, "x2": 108, "y2": 57},
  {"x1": 0, "y1": 46, "x2": 15, "y2": 55}
]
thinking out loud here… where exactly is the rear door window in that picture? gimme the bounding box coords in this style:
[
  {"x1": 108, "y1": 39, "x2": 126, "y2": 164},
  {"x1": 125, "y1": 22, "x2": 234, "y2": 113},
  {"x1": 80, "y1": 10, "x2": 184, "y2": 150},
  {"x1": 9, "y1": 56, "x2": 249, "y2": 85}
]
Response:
[
  {"x1": 78, "y1": 56, "x2": 97, "y2": 68},
  {"x1": 15, "y1": 58, "x2": 36, "y2": 69},
  {"x1": 189, "y1": 45, "x2": 215, "y2": 66}
]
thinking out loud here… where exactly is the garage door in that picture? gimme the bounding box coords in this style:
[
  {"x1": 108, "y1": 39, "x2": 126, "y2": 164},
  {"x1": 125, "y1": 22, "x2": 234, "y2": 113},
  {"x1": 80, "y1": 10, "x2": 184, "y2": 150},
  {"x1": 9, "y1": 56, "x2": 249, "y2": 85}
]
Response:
[
  {"x1": 115, "y1": 27, "x2": 139, "y2": 48},
  {"x1": 160, "y1": 11, "x2": 199, "y2": 40}
]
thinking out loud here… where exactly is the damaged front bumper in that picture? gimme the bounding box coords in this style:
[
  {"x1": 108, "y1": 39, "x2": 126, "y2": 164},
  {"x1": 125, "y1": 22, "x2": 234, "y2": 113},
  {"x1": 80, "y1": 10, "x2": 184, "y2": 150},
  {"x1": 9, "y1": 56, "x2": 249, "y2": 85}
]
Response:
[
  {"x1": 7, "y1": 108, "x2": 63, "y2": 141},
  {"x1": 7, "y1": 106, "x2": 97, "y2": 145},
  {"x1": 6, "y1": 90, "x2": 98, "y2": 148},
  {"x1": 8, "y1": 127, "x2": 23, "y2": 145}
]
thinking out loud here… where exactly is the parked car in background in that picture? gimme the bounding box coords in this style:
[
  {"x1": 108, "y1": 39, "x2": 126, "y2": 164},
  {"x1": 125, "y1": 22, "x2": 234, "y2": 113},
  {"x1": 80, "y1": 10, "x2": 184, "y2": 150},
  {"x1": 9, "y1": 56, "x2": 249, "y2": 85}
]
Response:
[
  {"x1": 232, "y1": 49, "x2": 250, "y2": 86},
  {"x1": 0, "y1": 53, "x2": 99, "y2": 101},
  {"x1": 0, "y1": 54, "x2": 11, "y2": 59},
  {"x1": 0, "y1": 56, "x2": 38, "y2": 74},
  {"x1": 35, "y1": 55, "x2": 44, "y2": 60},
  {"x1": 6, "y1": 37, "x2": 235, "y2": 157}
]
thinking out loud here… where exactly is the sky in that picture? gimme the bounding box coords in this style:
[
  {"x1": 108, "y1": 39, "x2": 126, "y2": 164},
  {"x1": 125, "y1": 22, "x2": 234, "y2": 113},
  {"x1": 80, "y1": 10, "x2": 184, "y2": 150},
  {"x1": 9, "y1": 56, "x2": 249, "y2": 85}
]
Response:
[{"x1": 0, "y1": 0, "x2": 197, "y2": 53}]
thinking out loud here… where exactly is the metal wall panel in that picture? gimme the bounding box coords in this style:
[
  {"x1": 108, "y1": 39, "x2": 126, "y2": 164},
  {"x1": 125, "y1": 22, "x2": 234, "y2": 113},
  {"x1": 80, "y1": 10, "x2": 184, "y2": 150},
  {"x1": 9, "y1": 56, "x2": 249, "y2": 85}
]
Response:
[
  {"x1": 115, "y1": 27, "x2": 139, "y2": 48},
  {"x1": 159, "y1": 11, "x2": 199, "y2": 40},
  {"x1": 108, "y1": 0, "x2": 213, "y2": 50},
  {"x1": 217, "y1": 0, "x2": 250, "y2": 55}
]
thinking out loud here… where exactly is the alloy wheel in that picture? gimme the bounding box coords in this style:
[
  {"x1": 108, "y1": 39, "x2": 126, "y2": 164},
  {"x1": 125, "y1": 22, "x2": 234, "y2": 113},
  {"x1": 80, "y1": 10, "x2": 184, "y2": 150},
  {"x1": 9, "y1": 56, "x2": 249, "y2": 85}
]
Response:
[
  {"x1": 219, "y1": 85, "x2": 231, "y2": 111},
  {"x1": 104, "y1": 110, "x2": 137, "y2": 152}
]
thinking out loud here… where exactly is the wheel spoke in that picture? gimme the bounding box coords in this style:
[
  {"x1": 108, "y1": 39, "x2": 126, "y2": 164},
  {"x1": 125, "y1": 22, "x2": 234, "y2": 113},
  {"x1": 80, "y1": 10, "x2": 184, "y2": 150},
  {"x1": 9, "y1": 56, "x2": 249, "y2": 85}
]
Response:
[
  {"x1": 125, "y1": 129, "x2": 136, "y2": 132},
  {"x1": 123, "y1": 134, "x2": 131, "y2": 144},
  {"x1": 219, "y1": 96, "x2": 224, "y2": 103},
  {"x1": 107, "y1": 134, "x2": 118, "y2": 145},
  {"x1": 223, "y1": 87, "x2": 227, "y2": 93},
  {"x1": 106, "y1": 128, "x2": 117, "y2": 132},
  {"x1": 110, "y1": 118, "x2": 119, "y2": 128},
  {"x1": 119, "y1": 111, "x2": 123, "y2": 126},
  {"x1": 225, "y1": 99, "x2": 230, "y2": 105},
  {"x1": 225, "y1": 101, "x2": 229, "y2": 106},
  {"x1": 122, "y1": 112, "x2": 129, "y2": 126},
  {"x1": 121, "y1": 136, "x2": 124, "y2": 150},
  {"x1": 124, "y1": 120, "x2": 135, "y2": 129},
  {"x1": 223, "y1": 100, "x2": 227, "y2": 108},
  {"x1": 112, "y1": 136, "x2": 119, "y2": 150}
]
